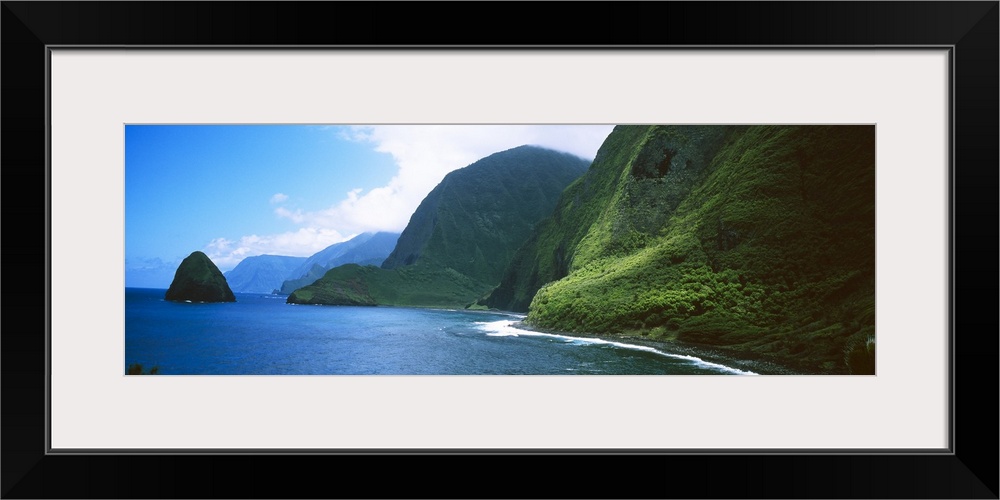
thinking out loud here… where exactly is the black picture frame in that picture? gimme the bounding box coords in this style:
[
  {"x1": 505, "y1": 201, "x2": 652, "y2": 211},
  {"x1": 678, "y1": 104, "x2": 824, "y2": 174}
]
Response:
[{"x1": 3, "y1": 2, "x2": 997, "y2": 498}]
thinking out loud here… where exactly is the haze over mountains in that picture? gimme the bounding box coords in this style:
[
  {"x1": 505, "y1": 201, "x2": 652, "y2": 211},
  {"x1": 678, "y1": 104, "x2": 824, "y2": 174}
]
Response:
[
  {"x1": 223, "y1": 232, "x2": 400, "y2": 294},
  {"x1": 287, "y1": 145, "x2": 591, "y2": 307},
  {"x1": 161, "y1": 128, "x2": 875, "y2": 374},
  {"x1": 223, "y1": 255, "x2": 305, "y2": 294},
  {"x1": 278, "y1": 232, "x2": 399, "y2": 294}
]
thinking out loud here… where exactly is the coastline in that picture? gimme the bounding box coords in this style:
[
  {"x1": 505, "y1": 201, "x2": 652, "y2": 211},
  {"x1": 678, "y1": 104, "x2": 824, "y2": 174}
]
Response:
[{"x1": 509, "y1": 320, "x2": 802, "y2": 375}]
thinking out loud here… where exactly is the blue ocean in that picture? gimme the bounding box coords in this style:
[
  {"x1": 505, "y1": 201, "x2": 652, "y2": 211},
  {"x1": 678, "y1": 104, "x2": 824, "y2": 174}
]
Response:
[{"x1": 125, "y1": 288, "x2": 754, "y2": 375}]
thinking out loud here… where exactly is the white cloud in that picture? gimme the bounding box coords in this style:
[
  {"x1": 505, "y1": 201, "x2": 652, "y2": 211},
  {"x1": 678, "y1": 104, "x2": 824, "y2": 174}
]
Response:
[
  {"x1": 217, "y1": 125, "x2": 614, "y2": 268},
  {"x1": 203, "y1": 228, "x2": 351, "y2": 271},
  {"x1": 274, "y1": 206, "x2": 306, "y2": 224},
  {"x1": 279, "y1": 125, "x2": 615, "y2": 234}
]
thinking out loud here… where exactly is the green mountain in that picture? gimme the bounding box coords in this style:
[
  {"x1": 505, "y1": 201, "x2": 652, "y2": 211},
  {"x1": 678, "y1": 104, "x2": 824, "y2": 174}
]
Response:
[
  {"x1": 277, "y1": 232, "x2": 400, "y2": 295},
  {"x1": 165, "y1": 251, "x2": 236, "y2": 303},
  {"x1": 287, "y1": 145, "x2": 591, "y2": 308},
  {"x1": 482, "y1": 125, "x2": 876, "y2": 374}
]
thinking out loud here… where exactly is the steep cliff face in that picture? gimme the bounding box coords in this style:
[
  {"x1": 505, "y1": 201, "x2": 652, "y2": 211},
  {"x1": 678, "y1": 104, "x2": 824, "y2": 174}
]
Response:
[
  {"x1": 288, "y1": 145, "x2": 590, "y2": 308},
  {"x1": 277, "y1": 232, "x2": 400, "y2": 294},
  {"x1": 485, "y1": 125, "x2": 876, "y2": 374},
  {"x1": 224, "y1": 255, "x2": 306, "y2": 294},
  {"x1": 481, "y1": 126, "x2": 733, "y2": 311},
  {"x1": 165, "y1": 251, "x2": 236, "y2": 303},
  {"x1": 381, "y1": 145, "x2": 592, "y2": 285}
]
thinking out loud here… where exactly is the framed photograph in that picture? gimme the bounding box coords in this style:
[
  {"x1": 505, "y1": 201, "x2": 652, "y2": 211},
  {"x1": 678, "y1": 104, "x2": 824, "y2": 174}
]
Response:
[{"x1": 4, "y1": 2, "x2": 996, "y2": 498}]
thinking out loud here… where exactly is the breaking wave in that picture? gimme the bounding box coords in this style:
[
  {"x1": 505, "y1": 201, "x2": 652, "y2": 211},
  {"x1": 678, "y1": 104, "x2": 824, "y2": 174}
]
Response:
[{"x1": 476, "y1": 320, "x2": 757, "y2": 375}]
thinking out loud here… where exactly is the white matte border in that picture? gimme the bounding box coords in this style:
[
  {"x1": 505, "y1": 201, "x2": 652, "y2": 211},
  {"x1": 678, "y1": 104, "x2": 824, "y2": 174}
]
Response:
[{"x1": 49, "y1": 50, "x2": 949, "y2": 450}]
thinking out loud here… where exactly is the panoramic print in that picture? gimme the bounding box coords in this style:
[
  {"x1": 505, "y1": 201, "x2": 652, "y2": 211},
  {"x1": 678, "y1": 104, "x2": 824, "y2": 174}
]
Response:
[{"x1": 125, "y1": 124, "x2": 875, "y2": 375}]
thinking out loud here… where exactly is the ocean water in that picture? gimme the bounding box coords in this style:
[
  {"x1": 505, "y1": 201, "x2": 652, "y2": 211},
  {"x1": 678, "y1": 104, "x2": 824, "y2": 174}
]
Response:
[{"x1": 125, "y1": 288, "x2": 754, "y2": 375}]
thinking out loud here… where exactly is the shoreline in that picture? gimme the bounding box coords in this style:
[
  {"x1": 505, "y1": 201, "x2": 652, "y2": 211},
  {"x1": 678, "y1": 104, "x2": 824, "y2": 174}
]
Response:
[
  {"x1": 143, "y1": 289, "x2": 800, "y2": 374},
  {"x1": 509, "y1": 320, "x2": 802, "y2": 375}
]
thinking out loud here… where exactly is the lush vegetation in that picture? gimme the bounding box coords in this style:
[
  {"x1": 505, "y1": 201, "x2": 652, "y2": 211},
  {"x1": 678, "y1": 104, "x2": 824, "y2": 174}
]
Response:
[
  {"x1": 164, "y1": 251, "x2": 236, "y2": 303},
  {"x1": 489, "y1": 125, "x2": 875, "y2": 374},
  {"x1": 289, "y1": 146, "x2": 590, "y2": 308},
  {"x1": 287, "y1": 263, "x2": 492, "y2": 308},
  {"x1": 480, "y1": 126, "x2": 729, "y2": 311},
  {"x1": 278, "y1": 232, "x2": 400, "y2": 294}
]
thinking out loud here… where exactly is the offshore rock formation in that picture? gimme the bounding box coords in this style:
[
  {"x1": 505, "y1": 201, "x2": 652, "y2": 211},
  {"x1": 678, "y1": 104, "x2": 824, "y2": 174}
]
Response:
[{"x1": 165, "y1": 251, "x2": 236, "y2": 303}]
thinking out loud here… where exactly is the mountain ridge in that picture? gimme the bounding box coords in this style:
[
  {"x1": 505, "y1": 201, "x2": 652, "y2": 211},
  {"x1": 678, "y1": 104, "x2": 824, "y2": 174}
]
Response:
[
  {"x1": 224, "y1": 255, "x2": 306, "y2": 294},
  {"x1": 278, "y1": 231, "x2": 400, "y2": 294},
  {"x1": 484, "y1": 125, "x2": 876, "y2": 374},
  {"x1": 288, "y1": 145, "x2": 591, "y2": 308}
]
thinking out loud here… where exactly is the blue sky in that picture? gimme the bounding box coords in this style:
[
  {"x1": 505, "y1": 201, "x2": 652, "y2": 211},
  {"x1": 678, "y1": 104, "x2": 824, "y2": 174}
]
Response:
[{"x1": 125, "y1": 124, "x2": 614, "y2": 288}]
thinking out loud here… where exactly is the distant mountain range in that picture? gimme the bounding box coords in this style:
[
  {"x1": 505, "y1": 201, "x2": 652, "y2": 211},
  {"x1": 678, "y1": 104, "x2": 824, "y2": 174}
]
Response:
[
  {"x1": 223, "y1": 255, "x2": 306, "y2": 294},
  {"x1": 223, "y1": 232, "x2": 400, "y2": 294},
  {"x1": 287, "y1": 145, "x2": 591, "y2": 307},
  {"x1": 181, "y1": 127, "x2": 876, "y2": 374},
  {"x1": 278, "y1": 232, "x2": 399, "y2": 294}
]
